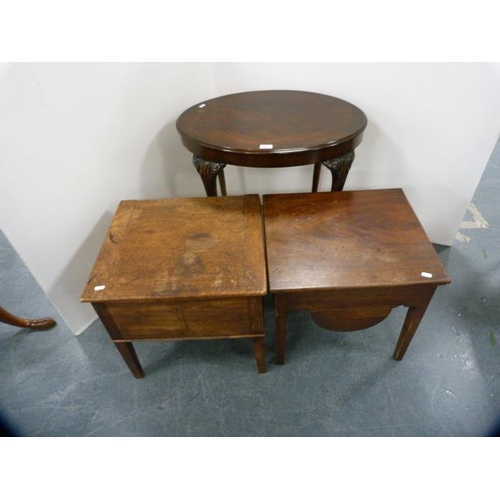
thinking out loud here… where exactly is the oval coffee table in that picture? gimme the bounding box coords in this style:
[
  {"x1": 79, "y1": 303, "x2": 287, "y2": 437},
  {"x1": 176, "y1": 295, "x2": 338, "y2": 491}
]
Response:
[{"x1": 176, "y1": 90, "x2": 367, "y2": 196}]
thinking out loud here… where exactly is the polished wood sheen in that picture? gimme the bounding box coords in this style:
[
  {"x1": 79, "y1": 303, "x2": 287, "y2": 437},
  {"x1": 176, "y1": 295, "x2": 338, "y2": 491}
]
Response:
[
  {"x1": 81, "y1": 195, "x2": 267, "y2": 376},
  {"x1": 0, "y1": 306, "x2": 56, "y2": 330},
  {"x1": 263, "y1": 189, "x2": 451, "y2": 364},
  {"x1": 176, "y1": 90, "x2": 367, "y2": 196}
]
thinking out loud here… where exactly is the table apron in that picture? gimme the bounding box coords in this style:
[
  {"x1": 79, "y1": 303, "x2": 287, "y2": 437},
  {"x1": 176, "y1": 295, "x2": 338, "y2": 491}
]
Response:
[
  {"x1": 182, "y1": 134, "x2": 363, "y2": 168},
  {"x1": 276, "y1": 284, "x2": 439, "y2": 312},
  {"x1": 93, "y1": 296, "x2": 264, "y2": 341}
]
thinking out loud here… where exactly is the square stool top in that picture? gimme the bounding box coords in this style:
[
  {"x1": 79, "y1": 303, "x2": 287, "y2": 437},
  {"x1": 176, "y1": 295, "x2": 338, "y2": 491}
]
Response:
[
  {"x1": 263, "y1": 189, "x2": 451, "y2": 293},
  {"x1": 81, "y1": 195, "x2": 267, "y2": 303}
]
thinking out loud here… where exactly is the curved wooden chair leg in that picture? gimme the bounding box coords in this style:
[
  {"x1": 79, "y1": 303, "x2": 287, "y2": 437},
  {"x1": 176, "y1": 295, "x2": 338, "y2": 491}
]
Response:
[{"x1": 0, "y1": 306, "x2": 56, "y2": 330}]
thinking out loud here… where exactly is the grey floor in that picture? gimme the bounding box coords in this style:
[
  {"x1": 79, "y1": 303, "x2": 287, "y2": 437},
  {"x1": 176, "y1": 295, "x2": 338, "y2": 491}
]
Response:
[{"x1": 1, "y1": 144, "x2": 500, "y2": 437}]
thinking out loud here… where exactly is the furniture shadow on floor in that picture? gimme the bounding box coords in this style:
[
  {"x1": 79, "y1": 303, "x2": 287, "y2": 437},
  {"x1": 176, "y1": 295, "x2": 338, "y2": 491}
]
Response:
[
  {"x1": 134, "y1": 338, "x2": 269, "y2": 377},
  {"x1": 283, "y1": 307, "x2": 409, "y2": 364}
]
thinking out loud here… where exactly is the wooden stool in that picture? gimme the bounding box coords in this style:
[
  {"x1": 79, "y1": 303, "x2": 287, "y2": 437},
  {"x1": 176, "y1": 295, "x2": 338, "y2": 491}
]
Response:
[
  {"x1": 81, "y1": 195, "x2": 267, "y2": 377},
  {"x1": 263, "y1": 189, "x2": 451, "y2": 364}
]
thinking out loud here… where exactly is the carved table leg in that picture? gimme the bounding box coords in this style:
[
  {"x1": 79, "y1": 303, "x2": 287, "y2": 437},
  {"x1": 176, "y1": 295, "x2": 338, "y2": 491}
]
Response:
[
  {"x1": 312, "y1": 163, "x2": 322, "y2": 192},
  {"x1": 0, "y1": 306, "x2": 56, "y2": 330},
  {"x1": 322, "y1": 151, "x2": 355, "y2": 192},
  {"x1": 193, "y1": 155, "x2": 227, "y2": 197}
]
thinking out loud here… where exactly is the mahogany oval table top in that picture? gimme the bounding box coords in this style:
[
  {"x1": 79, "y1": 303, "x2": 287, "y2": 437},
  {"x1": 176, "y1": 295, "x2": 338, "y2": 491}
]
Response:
[{"x1": 176, "y1": 90, "x2": 367, "y2": 168}]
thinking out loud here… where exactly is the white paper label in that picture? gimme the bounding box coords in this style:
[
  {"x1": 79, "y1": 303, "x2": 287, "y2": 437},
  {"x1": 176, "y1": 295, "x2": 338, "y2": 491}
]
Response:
[
  {"x1": 259, "y1": 144, "x2": 273, "y2": 149},
  {"x1": 420, "y1": 272, "x2": 433, "y2": 278},
  {"x1": 94, "y1": 285, "x2": 106, "y2": 291}
]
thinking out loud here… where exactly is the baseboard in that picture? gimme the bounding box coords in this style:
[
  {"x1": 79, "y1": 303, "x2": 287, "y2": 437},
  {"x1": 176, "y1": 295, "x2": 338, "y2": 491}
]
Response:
[{"x1": 74, "y1": 315, "x2": 98, "y2": 336}]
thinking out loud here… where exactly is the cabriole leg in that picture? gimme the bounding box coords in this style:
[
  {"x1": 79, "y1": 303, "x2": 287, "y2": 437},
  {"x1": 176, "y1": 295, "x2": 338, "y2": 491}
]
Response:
[
  {"x1": 193, "y1": 156, "x2": 226, "y2": 197},
  {"x1": 322, "y1": 151, "x2": 355, "y2": 192}
]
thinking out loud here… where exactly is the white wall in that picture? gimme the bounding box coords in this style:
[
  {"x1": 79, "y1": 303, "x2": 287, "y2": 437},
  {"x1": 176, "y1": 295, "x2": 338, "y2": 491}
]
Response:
[
  {"x1": 0, "y1": 62, "x2": 217, "y2": 333},
  {"x1": 1, "y1": 63, "x2": 499, "y2": 335},
  {"x1": 210, "y1": 63, "x2": 500, "y2": 246}
]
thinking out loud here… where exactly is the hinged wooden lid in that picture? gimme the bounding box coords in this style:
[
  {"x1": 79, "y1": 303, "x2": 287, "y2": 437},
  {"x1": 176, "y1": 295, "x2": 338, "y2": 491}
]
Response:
[
  {"x1": 264, "y1": 189, "x2": 451, "y2": 292},
  {"x1": 82, "y1": 195, "x2": 267, "y2": 302}
]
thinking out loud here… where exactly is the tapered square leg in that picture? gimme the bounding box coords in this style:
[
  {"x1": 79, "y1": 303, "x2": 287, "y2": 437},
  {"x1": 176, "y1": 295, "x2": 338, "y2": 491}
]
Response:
[
  {"x1": 253, "y1": 337, "x2": 267, "y2": 374},
  {"x1": 275, "y1": 295, "x2": 288, "y2": 365},
  {"x1": 114, "y1": 342, "x2": 144, "y2": 378},
  {"x1": 393, "y1": 288, "x2": 437, "y2": 360}
]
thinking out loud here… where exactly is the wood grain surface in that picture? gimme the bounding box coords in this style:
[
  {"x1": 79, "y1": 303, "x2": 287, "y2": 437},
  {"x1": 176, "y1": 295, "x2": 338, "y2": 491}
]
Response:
[
  {"x1": 81, "y1": 195, "x2": 267, "y2": 303},
  {"x1": 176, "y1": 90, "x2": 367, "y2": 167},
  {"x1": 264, "y1": 189, "x2": 451, "y2": 292}
]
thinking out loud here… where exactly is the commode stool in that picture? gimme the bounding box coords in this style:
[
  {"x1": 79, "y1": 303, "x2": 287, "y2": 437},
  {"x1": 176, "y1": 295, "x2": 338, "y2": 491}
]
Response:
[
  {"x1": 263, "y1": 189, "x2": 451, "y2": 364},
  {"x1": 81, "y1": 195, "x2": 267, "y2": 377}
]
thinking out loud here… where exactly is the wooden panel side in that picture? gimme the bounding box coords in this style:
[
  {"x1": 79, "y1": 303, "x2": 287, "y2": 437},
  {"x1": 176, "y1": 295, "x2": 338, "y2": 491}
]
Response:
[{"x1": 106, "y1": 297, "x2": 258, "y2": 340}]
